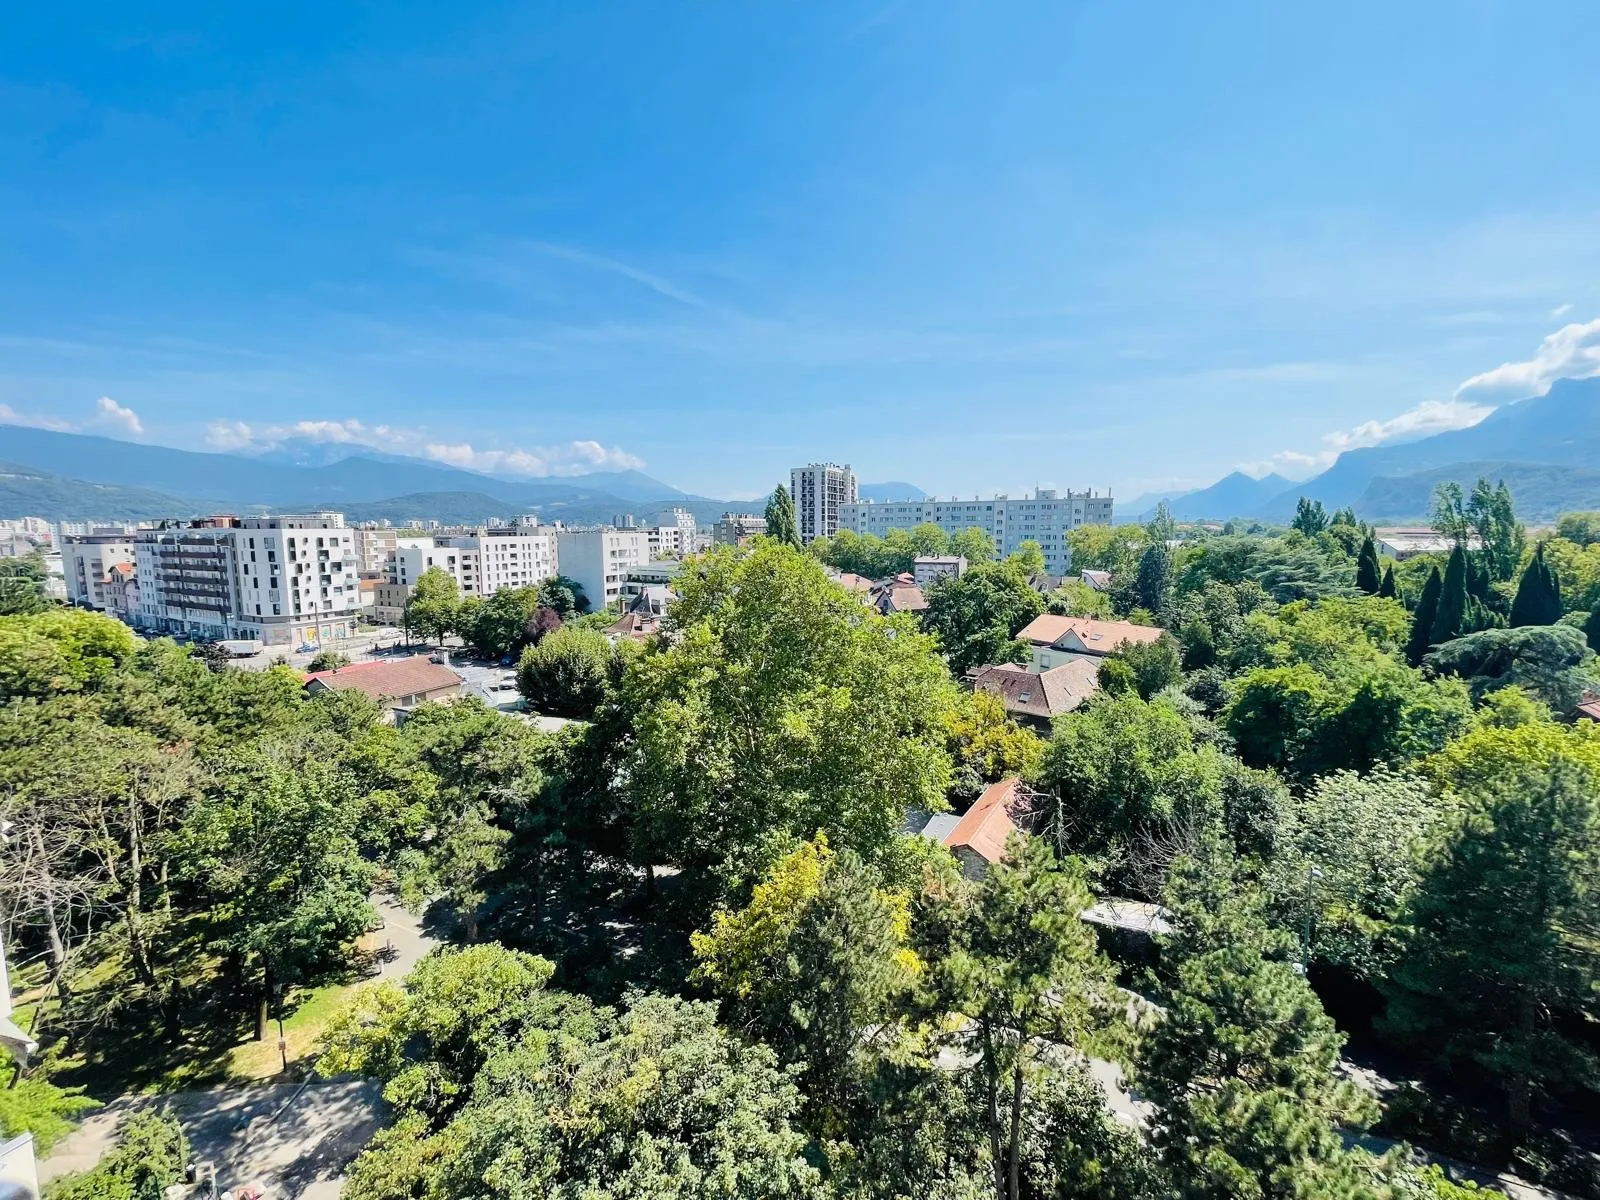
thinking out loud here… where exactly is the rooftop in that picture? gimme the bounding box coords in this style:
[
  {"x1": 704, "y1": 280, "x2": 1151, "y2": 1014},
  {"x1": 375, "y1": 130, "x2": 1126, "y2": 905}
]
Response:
[
  {"x1": 302, "y1": 656, "x2": 462, "y2": 703},
  {"x1": 1015, "y1": 614, "x2": 1165, "y2": 653},
  {"x1": 942, "y1": 777, "x2": 1024, "y2": 865},
  {"x1": 970, "y1": 660, "x2": 1099, "y2": 721}
]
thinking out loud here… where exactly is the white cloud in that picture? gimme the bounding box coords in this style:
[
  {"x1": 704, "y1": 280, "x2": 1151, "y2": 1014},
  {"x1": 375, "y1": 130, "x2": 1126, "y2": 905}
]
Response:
[
  {"x1": 94, "y1": 396, "x2": 143, "y2": 436},
  {"x1": 205, "y1": 419, "x2": 257, "y2": 450},
  {"x1": 1, "y1": 397, "x2": 143, "y2": 436},
  {"x1": 0, "y1": 402, "x2": 77, "y2": 432},
  {"x1": 1239, "y1": 397, "x2": 1496, "y2": 480},
  {"x1": 1552, "y1": 303, "x2": 1574, "y2": 318},
  {"x1": 422, "y1": 439, "x2": 644, "y2": 476},
  {"x1": 201, "y1": 414, "x2": 644, "y2": 478},
  {"x1": 1455, "y1": 317, "x2": 1600, "y2": 402}
]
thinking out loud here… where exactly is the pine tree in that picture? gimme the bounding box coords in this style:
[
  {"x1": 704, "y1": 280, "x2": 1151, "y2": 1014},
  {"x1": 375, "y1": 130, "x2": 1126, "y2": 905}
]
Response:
[
  {"x1": 1405, "y1": 566, "x2": 1442, "y2": 666},
  {"x1": 1291, "y1": 496, "x2": 1328, "y2": 536},
  {"x1": 1355, "y1": 536, "x2": 1381, "y2": 594},
  {"x1": 1141, "y1": 848, "x2": 1376, "y2": 1199},
  {"x1": 1378, "y1": 563, "x2": 1399, "y2": 602},
  {"x1": 1430, "y1": 545, "x2": 1470, "y2": 645},
  {"x1": 764, "y1": 484, "x2": 800, "y2": 549},
  {"x1": 1510, "y1": 544, "x2": 1562, "y2": 628}
]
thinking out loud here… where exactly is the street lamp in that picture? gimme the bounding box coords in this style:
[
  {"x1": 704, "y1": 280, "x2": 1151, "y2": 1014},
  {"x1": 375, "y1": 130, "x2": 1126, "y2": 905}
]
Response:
[{"x1": 1297, "y1": 864, "x2": 1323, "y2": 975}]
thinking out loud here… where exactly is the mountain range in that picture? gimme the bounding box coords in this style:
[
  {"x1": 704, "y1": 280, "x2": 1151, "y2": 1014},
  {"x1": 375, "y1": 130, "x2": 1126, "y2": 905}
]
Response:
[
  {"x1": 0, "y1": 425, "x2": 912, "y2": 527},
  {"x1": 1129, "y1": 376, "x2": 1600, "y2": 524}
]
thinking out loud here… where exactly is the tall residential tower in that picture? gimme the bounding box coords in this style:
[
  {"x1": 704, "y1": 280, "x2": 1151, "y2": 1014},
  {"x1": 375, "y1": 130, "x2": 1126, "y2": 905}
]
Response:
[{"x1": 789, "y1": 462, "x2": 858, "y2": 545}]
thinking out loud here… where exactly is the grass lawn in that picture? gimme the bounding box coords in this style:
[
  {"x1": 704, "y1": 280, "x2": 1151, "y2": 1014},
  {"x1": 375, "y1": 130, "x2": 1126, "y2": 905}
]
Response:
[{"x1": 227, "y1": 978, "x2": 360, "y2": 1080}]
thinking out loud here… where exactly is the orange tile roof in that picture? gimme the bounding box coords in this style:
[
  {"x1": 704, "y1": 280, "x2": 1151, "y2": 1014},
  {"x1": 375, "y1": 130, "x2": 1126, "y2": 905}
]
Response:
[
  {"x1": 1015, "y1": 614, "x2": 1165, "y2": 654},
  {"x1": 943, "y1": 777, "x2": 1023, "y2": 865},
  {"x1": 303, "y1": 656, "x2": 462, "y2": 703}
]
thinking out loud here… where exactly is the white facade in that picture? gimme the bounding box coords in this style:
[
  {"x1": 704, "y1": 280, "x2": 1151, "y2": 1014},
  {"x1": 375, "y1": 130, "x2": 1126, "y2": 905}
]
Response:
[
  {"x1": 557, "y1": 528, "x2": 648, "y2": 610},
  {"x1": 129, "y1": 514, "x2": 363, "y2": 647},
  {"x1": 790, "y1": 463, "x2": 858, "y2": 545},
  {"x1": 838, "y1": 489, "x2": 1114, "y2": 575},
  {"x1": 352, "y1": 527, "x2": 398, "y2": 575},
  {"x1": 913, "y1": 556, "x2": 967, "y2": 587},
  {"x1": 59, "y1": 534, "x2": 136, "y2": 609},
  {"x1": 393, "y1": 529, "x2": 558, "y2": 599},
  {"x1": 646, "y1": 507, "x2": 697, "y2": 559}
]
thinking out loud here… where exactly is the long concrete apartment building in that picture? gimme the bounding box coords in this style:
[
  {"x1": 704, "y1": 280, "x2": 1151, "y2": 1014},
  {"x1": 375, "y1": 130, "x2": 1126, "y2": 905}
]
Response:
[{"x1": 837, "y1": 488, "x2": 1114, "y2": 575}]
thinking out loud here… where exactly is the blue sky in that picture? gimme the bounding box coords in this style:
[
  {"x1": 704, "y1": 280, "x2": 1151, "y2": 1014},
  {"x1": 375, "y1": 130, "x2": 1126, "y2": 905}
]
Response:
[{"x1": 2, "y1": 1, "x2": 1599, "y2": 502}]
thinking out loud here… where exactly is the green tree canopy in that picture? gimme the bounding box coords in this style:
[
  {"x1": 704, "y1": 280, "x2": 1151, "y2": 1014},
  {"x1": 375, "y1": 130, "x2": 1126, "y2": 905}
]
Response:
[
  {"x1": 622, "y1": 542, "x2": 958, "y2": 901},
  {"x1": 765, "y1": 483, "x2": 800, "y2": 549},
  {"x1": 921, "y1": 561, "x2": 1044, "y2": 674},
  {"x1": 405, "y1": 566, "x2": 461, "y2": 645},
  {"x1": 516, "y1": 625, "x2": 619, "y2": 718},
  {"x1": 1424, "y1": 623, "x2": 1599, "y2": 714},
  {"x1": 1508, "y1": 543, "x2": 1562, "y2": 627}
]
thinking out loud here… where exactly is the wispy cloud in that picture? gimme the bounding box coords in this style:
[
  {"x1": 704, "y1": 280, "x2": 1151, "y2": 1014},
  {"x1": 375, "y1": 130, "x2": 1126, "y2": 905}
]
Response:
[
  {"x1": 1455, "y1": 317, "x2": 1600, "y2": 402},
  {"x1": 205, "y1": 417, "x2": 644, "y2": 477},
  {"x1": 1552, "y1": 303, "x2": 1574, "y2": 318},
  {"x1": 1239, "y1": 396, "x2": 1496, "y2": 479},
  {"x1": 0, "y1": 396, "x2": 144, "y2": 436},
  {"x1": 523, "y1": 242, "x2": 713, "y2": 311}
]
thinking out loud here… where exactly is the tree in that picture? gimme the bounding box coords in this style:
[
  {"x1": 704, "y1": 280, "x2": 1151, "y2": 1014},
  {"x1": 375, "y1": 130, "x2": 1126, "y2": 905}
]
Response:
[
  {"x1": 1406, "y1": 566, "x2": 1442, "y2": 666},
  {"x1": 1429, "y1": 544, "x2": 1498, "y2": 645},
  {"x1": 1384, "y1": 759, "x2": 1600, "y2": 1135},
  {"x1": 1356, "y1": 535, "x2": 1382, "y2": 594},
  {"x1": 691, "y1": 834, "x2": 920, "y2": 1129},
  {"x1": 326, "y1": 965, "x2": 823, "y2": 1200},
  {"x1": 1509, "y1": 543, "x2": 1562, "y2": 627},
  {"x1": 1140, "y1": 850, "x2": 1377, "y2": 1199},
  {"x1": 515, "y1": 625, "x2": 617, "y2": 718},
  {"x1": 1467, "y1": 478, "x2": 1526, "y2": 582},
  {"x1": 524, "y1": 604, "x2": 563, "y2": 647},
  {"x1": 1586, "y1": 606, "x2": 1600, "y2": 653},
  {"x1": 404, "y1": 566, "x2": 460, "y2": 646},
  {"x1": 0, "y1": 608, "x2": 139, "y2": 699},
  {"x1": 537, "y1": 574, "x2": 588, "y2": 617},
  {"x1": 306, "y1": 649, "x2": 351, "y2": 672},
  {"x1": 1291, "y1": 496, "x2": 1329, "y2": 536},
  {"x1": 1378, "y1": 563, "x2": 1400, "y2": 601},
  {"x1": 465, "y1": 584, "x2": 541, "y2": 658},
  {"x1": 46, "y1": 1109, "x2": 189, "y2": 1200},
  {"x1": 921, "y1": 562, "x2": 1044, "y2": 674},
  {"x1": 1431, "y1": 481, "x2": 1472, "y2": 548},
  {"x1": 1105, "y1": 633, "x2": 1183, "y2": 701},
  {"x1": 0, "y1": 550, "x2": 52, "y2": 615},
  {"x1": 1424, "y1": 624, "x2": 1600, "y2": 713},
  {"x1": 765, "y1": 483, "x2": 801, "y2": 549},
  {"x1": 181, "y1": 742, "x2": 376, "y2": 1038},
  {"x1": 1281, "y1": 769, "x2": 1442, "y2": 981},
  {"x1": 1555, "y1": 511, "x2": 1600, "y2": 547},
  {"x1": 923, "y1": 836, "x2": 1119, "y2": 1200},
  {"x1": 1007, "y1": 539, "x2": 1046, "y2": 578},
  {"x1": 623, "y1": 542, "x2": 957, "y2": 902},
  {"x1": 950, "y1": 525, "x2": 999, "y2": 565}
]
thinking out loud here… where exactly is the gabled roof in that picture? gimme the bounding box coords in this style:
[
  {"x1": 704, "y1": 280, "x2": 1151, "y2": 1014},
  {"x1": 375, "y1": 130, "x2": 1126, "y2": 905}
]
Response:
[
  {"x1": 608, "y1": 610, "x2": 662, "y2": 643},
  {"x1": 943, "y1": 777, "x2": 1023, "y2": 865},
  {"x1": 970, "y1": 660, "x2": 1099, "y2": 721},
  {"x1": 1080, "y1": 569, "x2": 1112, "y2": 590},
  {"x1": 836, "y1": 572, "x2": 874, "y2": 594},
  {"x1": 1015, "y1": 614, "x2": 1165, "y2": 656},
  {"x1": 303, "y1": 656, "x2": 462, "y2": 703},
  {"x1": 869, "y1": 573, "x2": 928, "y2": 614}
]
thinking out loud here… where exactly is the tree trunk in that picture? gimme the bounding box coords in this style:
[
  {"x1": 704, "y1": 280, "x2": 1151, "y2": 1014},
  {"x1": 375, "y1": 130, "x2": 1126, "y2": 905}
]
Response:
[
  {"x1": 1008, "y1": 1060, "x2": 1026, "y2": 1200},
  {"x1": 463, "y1": 907, "x2": 479, "y2": 943},
  {"x1": 981, "y1": 1020, "x2": 1005, "y2": 1200},
  {"x1": 256, "y1": 972, "x2": 271, "y2": 1042}
]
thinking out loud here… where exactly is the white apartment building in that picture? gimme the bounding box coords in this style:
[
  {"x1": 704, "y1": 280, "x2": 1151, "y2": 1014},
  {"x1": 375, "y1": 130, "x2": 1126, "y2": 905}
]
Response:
[
  {"x1": 131, "y1": 513, "x2": 363, "y2": 646},
  {"x1": 60, "y1": 533, "x2": 136, "y2": 609},
  {"x1": 838, "y1": 489, "x2": 1114, "y2": 575},
  {"x1": 352, "y1": 527, "x2": 398, "y2": 575},
  {"x1": 645, "y1": 507, "x2": 697, "y2": 559},
  {"x1": 790, "y1": 463, "x2": 858, "y2": 545},
  {"x1": 557, "y1": 528, "x2": 647, "y2": 610},
  {"x1": 391, "y1": 528, "x2": 558, "y2": 599}
]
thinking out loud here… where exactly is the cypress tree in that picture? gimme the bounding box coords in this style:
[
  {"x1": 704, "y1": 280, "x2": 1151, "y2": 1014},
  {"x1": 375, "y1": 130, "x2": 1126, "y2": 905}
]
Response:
[
  {"x1": 1355, "y1": 536, "x2": 1381, "y2": 594},
  {"x1": 1378, "y1": 563, "x2": 1399, "y2": 602},
  {"x1": 764, "y1": 484, "x2": 800, "y2": 549},
  {"x1": 1584, "y1": 607, "x2": 1600, "y2": 653},
  {"x1": 1430, "y1": 545, "x2": 1470, "y2": 645},
  {"x1": 1406, "y1": 566, "x2": 1442, "y2": 666},
  {"x1": 1510, "y1": 544, "x2": 1563, "y2": 627}
]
